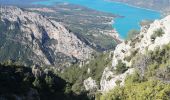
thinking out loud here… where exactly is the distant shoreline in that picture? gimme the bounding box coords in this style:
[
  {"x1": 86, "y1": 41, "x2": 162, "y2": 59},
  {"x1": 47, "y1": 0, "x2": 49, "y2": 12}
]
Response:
[
  {"x1": 105, "y1": 0, "x2": 161, "y2": 13},
  {"x1": 32, "y1": 0, "x2": 161, "y2": 14},
  {"x1": 31, "y1": 0, "x2": 161, "y2": 39}
]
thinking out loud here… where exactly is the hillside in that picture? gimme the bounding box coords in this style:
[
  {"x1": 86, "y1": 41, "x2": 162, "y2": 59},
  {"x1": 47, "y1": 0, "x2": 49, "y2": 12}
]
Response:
[
  {"x1": 96, "y1": 15, "x2": 170, "y2": 99},
  {"x1": 99, "y1": 14, "x2": 170, "y2": 90},
  {"x1": 1, "y1": 14, "x2": 170, "y2": 100},
  {"x1": 0, "y1": 62, "x2": 90, "y2": 100},
  {"x1": 0, "y1": 6, "x2": 93, "y2": 68},
  {"x1": 0, "y1": 4, "x2": 170, "y2": 100},
  {"x1": 28, "y1": 3, "x2": 120, "y2": 51}
]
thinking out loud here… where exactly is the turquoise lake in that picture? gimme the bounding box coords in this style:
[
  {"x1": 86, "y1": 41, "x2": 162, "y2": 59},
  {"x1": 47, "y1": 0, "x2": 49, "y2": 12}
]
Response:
[{"x1": 32, "y1": 0, "x2": 161, "y2": 38}]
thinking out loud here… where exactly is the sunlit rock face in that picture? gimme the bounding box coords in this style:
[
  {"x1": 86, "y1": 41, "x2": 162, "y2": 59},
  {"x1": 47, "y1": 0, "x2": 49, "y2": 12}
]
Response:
[
  {"x1": 0, "y1": 6, "x2": 93, "y2": 67},
  {"x1": 100, "y1": 15, "x2": 170, "y2": 92},
  {"x1": 84, "y1": 77, "x2": 98, "y2": 91}
]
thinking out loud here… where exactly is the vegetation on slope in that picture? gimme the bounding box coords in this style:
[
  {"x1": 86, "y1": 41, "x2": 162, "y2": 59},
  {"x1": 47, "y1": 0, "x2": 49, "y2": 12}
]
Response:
[
  {"x1": 99, "y1": 43, "x2": 170, "y2": 100},
  {"x1": 56, "y1": 52, "x2": 112, "y2": 94},
  {"x1": 0, "y1": 61, "x2": 90, "y2": 100},
  {"x1": 100, "y1": 76, "x2": 170, "y2": 100},
  {"x1": 115, "y1": 60, "x2": 128, "y2": 74},
  {"x1": 151, "y1": 28, "x2": 165, "y2": 42},
  {"x1": 0, "y1": 52, "x2": 112, "y2": 100}
]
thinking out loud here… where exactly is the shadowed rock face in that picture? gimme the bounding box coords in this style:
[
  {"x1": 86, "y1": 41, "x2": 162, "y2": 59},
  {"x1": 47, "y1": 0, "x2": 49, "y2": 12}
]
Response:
[{"x1": 0, "y1": 6, "x2": 94, "y2": 67}]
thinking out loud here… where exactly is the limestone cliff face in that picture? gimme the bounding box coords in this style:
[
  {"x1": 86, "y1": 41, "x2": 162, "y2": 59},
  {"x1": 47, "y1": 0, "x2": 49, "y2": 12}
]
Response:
[
  {"x1": 0, "y1": 6, "x2": 93, "y2": 67},
  {"x1": 84, "y1": 77, "x2": 98, "y2": 91},
  {"x1": 100, "y1": 15, "x2": 170, "y2": 92}
]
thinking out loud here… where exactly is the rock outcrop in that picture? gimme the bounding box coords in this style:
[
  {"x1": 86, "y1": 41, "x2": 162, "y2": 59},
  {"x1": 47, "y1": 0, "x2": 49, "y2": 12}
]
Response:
[
  {"x1": 100, "y1": 15, "x2": 170, "y2": 92},
  {"x1": 100, "y1": 68, "x2": 134, "y2": 92},
  {"x1": 84, "y1": 77, "x2": 98, "y2": 91},
  {"x1": 0, "y1": 6, "x2": 94, "y2": 67}
]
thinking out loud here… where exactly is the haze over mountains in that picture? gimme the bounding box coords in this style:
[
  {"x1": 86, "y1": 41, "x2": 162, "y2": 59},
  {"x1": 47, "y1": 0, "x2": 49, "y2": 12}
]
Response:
[
  {"x1": 112, "y1": 0, "x2": 170, "y2": 14},
  {"x1": 0, "y1": 0, "x2": 44, "y2": 4}
]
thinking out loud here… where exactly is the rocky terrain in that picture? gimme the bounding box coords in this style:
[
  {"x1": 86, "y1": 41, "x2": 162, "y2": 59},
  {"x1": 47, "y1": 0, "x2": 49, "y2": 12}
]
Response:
[
  {"x1": 28, "y1": 3, "x2": 121, "y2": 51},
  {"x1": 0, "y1": 6, "x2": 94, "y2": 68},
  {"x1": 101, "y1": 14, "x2": 170, "y2": 91},
  {"x1": 0, "y1": 4, "x2": 170, "y2": 100},
  {"x1": 83, "y1": 15, "x2": 170, "y2": 94}
]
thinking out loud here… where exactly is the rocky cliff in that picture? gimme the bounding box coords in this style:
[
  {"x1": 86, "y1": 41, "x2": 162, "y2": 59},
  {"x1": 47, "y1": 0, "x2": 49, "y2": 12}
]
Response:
[
  {"x1": 28, "y1": 4, "x2": 121, "y2": 51},
  {"x1": 99, "y1": 15, "x2": 170, "y2": 92},
  {"x1": 0, "y1": 6, "x2": 94, "y2": 68}
]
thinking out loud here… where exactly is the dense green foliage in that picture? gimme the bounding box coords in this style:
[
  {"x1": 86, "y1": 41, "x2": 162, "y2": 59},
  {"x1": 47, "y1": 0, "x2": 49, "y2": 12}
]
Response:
[
  {"x1": 0, "y1": 52, "x2": 112, "y2": 100},
  {"x1": 115, "y1": 60, "x2": 128, "y2": 74},
  {"x1": 145, "y1": 43, "x2": 170, "y2": 80},
  {"x1": 100, "y1": 74, "x2": 170, "y2": 100},
  {"x1": 99, "y1": 43, "x2": 170, "y2": 100},
  {"x1": 0, "y1": 62, "x2": 89, "y2": 100},
  {"x1": 56, "y1": 52, "x2": 112, "y2": 94}
]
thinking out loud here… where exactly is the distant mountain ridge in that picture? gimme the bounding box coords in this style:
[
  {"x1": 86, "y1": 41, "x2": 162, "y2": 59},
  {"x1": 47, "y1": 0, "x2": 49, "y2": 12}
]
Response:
[
  {"x1": 0, "y1": 0, "x2": 45, "y2": 4},
  {"x1": 111, "y1": 0, "x2": 170, "y2": 14}
]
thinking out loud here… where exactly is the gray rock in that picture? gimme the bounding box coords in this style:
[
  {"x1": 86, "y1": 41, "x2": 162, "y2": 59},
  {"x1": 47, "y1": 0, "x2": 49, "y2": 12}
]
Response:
[
  {"x1": 84, "y1": 77, "x2": 98, "y2": 91},
  {"x1": 0, "y1": 6, "x2": 94, "y2": 68}
]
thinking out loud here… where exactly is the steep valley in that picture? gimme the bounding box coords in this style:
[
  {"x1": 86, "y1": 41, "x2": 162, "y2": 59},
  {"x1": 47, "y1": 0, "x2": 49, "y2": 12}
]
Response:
[
  {"x1": 0, "y1": 2, "x2": 170, "y2": 100},
  {"x1": 28, "y1": 3, "x2": 120, "y2": 51}
]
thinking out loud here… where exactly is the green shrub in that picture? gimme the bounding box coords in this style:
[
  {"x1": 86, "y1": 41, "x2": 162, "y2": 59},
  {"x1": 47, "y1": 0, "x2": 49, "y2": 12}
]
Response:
[
  {"x1": 130, "y1": 37, "x2": 141, "y2": 48},
  {"x1": 99, "y1": 74, "x2": 170, "y2": 100},
  {"x1": 55, "y1": 52, "x2": 112, "y2": 96},
  {"x1": 99, "y1": 43, "x2": 170, "y2": 100},
  {"x1": 0, "y1": 63, "x2": 82, "y2": 100},
  {"x1": 115, "y1": 60, "x2": 128, "y2": 74},
  {"x1": 33, "y1": 78, "x2": 41, "y2": 89},
  {"x1": 124, "y1": 55, "x2": 132, "y2": 62},
  {"x1": 151, "y1": 28, "x2": 165, "y2": 42},
  {"x1": 115, "y1": 80, "x2": 122, "y2": 86}
]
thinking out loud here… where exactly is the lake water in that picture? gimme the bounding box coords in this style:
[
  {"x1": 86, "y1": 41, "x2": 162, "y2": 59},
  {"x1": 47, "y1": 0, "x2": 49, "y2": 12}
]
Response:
[{"x1": 32, "y1": 0, "x2": 161, "y2": 38}]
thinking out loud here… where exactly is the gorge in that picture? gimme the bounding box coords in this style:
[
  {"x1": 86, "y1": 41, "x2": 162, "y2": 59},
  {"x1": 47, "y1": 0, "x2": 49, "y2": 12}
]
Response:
[
  {"x1": 0, "y1": 0, "x2": 170, "y2": 100},
  {"x1": 32, "y1": 0, "x2": 161, "y2": 38}
]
